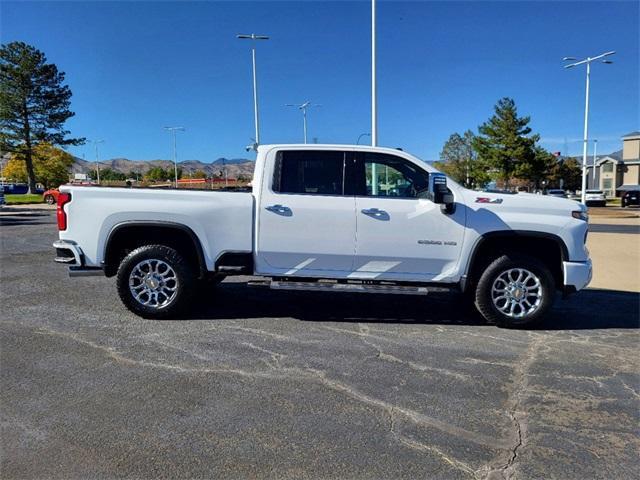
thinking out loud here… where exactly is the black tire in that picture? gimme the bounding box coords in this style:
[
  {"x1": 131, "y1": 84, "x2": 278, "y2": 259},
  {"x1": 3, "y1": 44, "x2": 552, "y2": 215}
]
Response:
[
  {"x1": 474, "y1": 253, "x2": 555, "y2": 328},
  {"x1": 45, "y1": 194, "x2": 56, "y2": 205},
  {"x1": 116, "y1": 244, "x2": 196, "y2": 319}
]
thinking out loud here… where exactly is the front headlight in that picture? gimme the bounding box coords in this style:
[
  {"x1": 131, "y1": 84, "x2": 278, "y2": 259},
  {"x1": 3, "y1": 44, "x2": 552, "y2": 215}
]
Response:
[{"x1": 572, "y1": 210, "x2": 588, "y2": 222}]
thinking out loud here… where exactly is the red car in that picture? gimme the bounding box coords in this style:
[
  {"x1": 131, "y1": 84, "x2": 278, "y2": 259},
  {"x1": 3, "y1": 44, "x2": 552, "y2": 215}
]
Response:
[{"x1": 43, "y1": 188, "x2": 60, "y2": 205}]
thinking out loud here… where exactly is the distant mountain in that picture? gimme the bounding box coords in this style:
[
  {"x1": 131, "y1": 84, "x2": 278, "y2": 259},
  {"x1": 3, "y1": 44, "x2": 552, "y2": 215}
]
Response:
[
  {"x1": 72, "y1": 156, "x2": 256, "y2": 178},
  {"x1": 211, "y1": 158, "x2": 252, "y2": 165}
]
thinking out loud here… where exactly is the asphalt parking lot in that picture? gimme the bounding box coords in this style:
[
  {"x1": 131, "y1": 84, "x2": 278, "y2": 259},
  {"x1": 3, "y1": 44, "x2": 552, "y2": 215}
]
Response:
[{"x1": 1, "y1": 210, "x2": 639, "y2": 479}]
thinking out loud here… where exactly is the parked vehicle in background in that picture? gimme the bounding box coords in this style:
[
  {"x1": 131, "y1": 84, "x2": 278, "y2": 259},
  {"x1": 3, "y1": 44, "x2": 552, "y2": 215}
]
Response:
[
  {"x1": 621, "y1": 188, "x2": 640, "y2": 208},
  {"x1": 1, "y1": 183, "x2": 45, "y2": 194},
  {"x1": 584, "y1": 190, "x2": 607, "y2": 207},
  {"x1": 53, "y1": 144, "x2": 592, "y2": 328},
  {"x1": 546, "y1": 189, "x2": 567, "y2": 198},
  {"x1": 43, "y1": 188, "x2": 60, "y2": 205}
]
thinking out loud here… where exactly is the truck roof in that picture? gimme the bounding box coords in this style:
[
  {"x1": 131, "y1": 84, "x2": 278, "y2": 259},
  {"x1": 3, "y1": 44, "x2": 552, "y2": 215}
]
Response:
[{"x1": 257, "y1": 144, "x2": 410, "y2": 155}]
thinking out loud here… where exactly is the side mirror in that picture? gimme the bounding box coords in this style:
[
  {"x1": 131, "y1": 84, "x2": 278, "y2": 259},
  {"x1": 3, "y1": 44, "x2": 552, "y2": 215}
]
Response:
[{"x1": 428, "y1": 173, "x2": 455, "y2": 214}]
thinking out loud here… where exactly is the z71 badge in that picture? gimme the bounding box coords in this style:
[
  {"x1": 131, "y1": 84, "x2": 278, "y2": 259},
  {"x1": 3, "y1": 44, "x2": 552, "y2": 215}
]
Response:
[{"x1": 475, "y1": 197, "x2": 503, "y2": 204}]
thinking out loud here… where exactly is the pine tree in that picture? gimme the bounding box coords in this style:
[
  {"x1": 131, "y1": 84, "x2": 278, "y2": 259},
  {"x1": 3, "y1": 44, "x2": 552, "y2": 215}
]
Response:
[
  {"x1": 472, "y1": 98, "x2": 538, "y2": 187},
  {"x1": 0, "y1": 42, "x2": 84, "y2": 193}
]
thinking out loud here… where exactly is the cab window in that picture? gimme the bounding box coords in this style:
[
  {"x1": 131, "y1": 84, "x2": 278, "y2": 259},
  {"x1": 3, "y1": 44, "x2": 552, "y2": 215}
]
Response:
[{"x1": 272, "y1": 150, "x2": 345, "y2": 195}]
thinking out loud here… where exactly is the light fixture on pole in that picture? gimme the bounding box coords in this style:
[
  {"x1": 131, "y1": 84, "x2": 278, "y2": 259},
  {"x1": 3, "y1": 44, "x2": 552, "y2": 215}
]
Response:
[
  {"x1": 237, "y1": 33, "x2": 269, "y2": 151},
  {"x1": 357, "y1": 133, "x2": 371, "y2": 145},
  {"x1": 164, "y1": 126, "x2": 185, "y2": 188},
  {"x1": 92, "y1": 140, "x2": 104, "y2": 184},
  {"x1": 563, "y1": 50, "x2": 615, "y2": 204},
  {"x1": 285, "y1": 101, "x2": 321, "y2": 144}
]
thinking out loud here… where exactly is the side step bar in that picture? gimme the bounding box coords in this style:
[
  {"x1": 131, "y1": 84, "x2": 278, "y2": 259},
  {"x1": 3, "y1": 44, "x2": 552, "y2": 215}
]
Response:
[
  {"x1": 68, "y1": 266, "x2": 103, "y2": 277},
  {"x1": 249, "y1": 279, "x2": 452, "y2": 296}
]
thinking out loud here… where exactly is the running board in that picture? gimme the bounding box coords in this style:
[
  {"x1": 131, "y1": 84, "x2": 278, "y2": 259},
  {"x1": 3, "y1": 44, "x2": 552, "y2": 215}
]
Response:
[{"x1": 249, "y1": 280, "x2": 452, "y2": 295}]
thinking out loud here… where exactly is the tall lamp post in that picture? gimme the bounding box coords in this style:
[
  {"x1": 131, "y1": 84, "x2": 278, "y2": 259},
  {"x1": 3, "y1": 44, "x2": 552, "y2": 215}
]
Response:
[
  {"x1": 371, "y1": 0, "x2": 377, "y2": 147},
  {"x1": 563, "y1": 51, "x2": 615, "y2": 204},
  {"x1": 285, "y1": 101, "x2": 321, "y2": 144},
  {"x1": 92, "y1": 140, "x2": 104, "y2": 184},
  {"x1": 237, "y1": 34, "x2": 269, "y2": 150},
  {"x1": 592, "y1": 139, "x2": 598, "y2": 189},
  {"x1": 164, "y1": 126, "x2": 185, "y2": 188}
]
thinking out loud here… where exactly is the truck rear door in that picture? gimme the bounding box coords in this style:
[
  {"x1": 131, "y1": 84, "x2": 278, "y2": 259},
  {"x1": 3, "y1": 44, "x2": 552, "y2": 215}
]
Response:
[{"x1": 255, "y1": 149, "x2": 356, "y2": 277}]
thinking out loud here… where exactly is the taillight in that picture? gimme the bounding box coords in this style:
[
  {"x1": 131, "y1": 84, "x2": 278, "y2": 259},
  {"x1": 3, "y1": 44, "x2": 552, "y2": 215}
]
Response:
[{"x1": 57, "y1": 192, "x2": 71, "y2": 230}]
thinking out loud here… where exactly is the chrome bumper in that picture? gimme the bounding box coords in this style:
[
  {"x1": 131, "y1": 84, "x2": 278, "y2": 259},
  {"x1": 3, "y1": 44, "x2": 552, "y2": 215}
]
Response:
[
  {"x1": 563, "y1": 259, "x2": 593, "y2": 292},
  {"x1": 53, "y1": 240, "x2": 103, "y2": 277}
]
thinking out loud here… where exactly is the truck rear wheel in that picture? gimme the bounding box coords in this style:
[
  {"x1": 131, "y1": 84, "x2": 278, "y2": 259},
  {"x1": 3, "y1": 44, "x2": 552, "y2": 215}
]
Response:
[
  {"x1": 474, "y1": 254, "x2": 555, "y2": 328},
  {"x1": 116, "y1": 244, "x2": 196, "y2": 319}
]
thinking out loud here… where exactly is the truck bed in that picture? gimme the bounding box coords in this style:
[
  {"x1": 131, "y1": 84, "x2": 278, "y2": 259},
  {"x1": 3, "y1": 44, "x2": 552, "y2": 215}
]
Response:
[{"x1": 59, "y1": 186, "x2": 254, "y2": 270}]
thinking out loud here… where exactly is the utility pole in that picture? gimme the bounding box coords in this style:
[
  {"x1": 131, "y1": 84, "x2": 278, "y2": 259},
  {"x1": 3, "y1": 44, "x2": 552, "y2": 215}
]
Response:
[
  {"x1": 563, "y1": 51, "x2": 615, "y2": 204},
  {"x1": 164, "y1": 127, "x2": 185, "y2": 188},
  {"x1": 237, "y1": 34, "x2": 269, "y2": 150}
]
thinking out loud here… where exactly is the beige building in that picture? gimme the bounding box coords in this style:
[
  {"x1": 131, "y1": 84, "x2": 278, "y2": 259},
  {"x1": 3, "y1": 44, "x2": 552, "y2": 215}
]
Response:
[{"x1": 586, "y1": 131, "x2": 640, "y2": 197}]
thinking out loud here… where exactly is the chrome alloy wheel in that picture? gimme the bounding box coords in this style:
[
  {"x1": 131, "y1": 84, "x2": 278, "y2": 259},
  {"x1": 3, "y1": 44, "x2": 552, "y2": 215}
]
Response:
[
  {"x1": 491, "y1": 268, "x2": 543, "y2": 319},
  {"x1": 128, "y1": 259, "x2": 179, "y2": 309}
]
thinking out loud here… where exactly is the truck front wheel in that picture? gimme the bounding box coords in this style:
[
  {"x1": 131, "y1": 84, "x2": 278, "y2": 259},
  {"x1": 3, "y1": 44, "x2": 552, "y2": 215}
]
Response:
[
  {"x1": 474, "y1": 254, "x2": 555, "y2": 328},
  {"x1": 116, "y1": 244, "x2": 196, "y2": 319}
]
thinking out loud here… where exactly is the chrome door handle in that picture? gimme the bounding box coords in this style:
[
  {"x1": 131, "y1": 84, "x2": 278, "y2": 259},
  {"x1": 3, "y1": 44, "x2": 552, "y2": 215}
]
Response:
[
  {"x1": 266, "y1": 204, "x2": 291, "y2": 215},
  {"x1": 361, "y1": 208, "x2": 387, "y2": 217}
]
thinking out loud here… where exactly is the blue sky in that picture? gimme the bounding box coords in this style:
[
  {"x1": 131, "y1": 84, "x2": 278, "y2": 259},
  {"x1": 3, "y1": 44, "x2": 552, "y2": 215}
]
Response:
[{"x1": 2, "y1": 1, "x2": 638, "y2": 162}]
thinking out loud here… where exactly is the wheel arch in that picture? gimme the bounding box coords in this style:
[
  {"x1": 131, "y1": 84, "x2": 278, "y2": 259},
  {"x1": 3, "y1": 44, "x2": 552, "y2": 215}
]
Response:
[
  {"x1": 463, "y1": 230, "x2": 568, "y2": 291},
  {"x1": 103, "y1": 221, "x2": 207, "y2": 278}
]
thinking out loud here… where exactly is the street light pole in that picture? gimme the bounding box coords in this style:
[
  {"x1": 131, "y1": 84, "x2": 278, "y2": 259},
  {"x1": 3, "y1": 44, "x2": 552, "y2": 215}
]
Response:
[
  {"x1": 592, "y1": 139, "x2": 598, "y2": 189},
  {"x1": 237, "y1": 34, "x2": 269, "y2": 149},
  {"x1": 563, "y1": 50, "x2": 615, "y2": 204},
  {"x1": 371, "y1": 0, "x2": 377, "y2": 147},
  {"x1": 164, "y1": 126, "x2": 185, "y2": 188},
  {"x1": 285, "y1": 102, "x2": 321, "y2": 144},
  {"x1": 92, "y1": 140, "x2": 104, "y2": 184}
]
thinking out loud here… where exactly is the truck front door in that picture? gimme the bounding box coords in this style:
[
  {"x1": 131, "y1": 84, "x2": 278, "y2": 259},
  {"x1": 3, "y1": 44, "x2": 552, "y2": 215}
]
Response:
[
  {"x1": 256, "y1": 149, "x2": 356, "y2": 277},
  {"x1": 351, "y1": 152, "x2": 465, "y2": 281}
]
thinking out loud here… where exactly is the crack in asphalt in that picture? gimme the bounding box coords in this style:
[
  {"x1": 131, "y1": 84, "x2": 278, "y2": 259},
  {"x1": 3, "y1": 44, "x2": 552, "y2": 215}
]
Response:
[
  {"x1": 331, "y1": 324, "x2": 473, "y2": 381},
  {"x1": 478, "y1": 334, "x2": 545, "y2": 480},
  {"x1": 385, "y1": 406, "x2": 479, "y2": 478},
  {"x1": 241, "y1": 341, "x2": 285, "y2": 369}
]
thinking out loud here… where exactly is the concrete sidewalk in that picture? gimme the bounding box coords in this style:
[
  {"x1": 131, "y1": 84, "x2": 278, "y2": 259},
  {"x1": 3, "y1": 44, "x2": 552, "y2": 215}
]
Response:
[{"x1": 587, "y1": 224, "x2": 640, "y2": 292}]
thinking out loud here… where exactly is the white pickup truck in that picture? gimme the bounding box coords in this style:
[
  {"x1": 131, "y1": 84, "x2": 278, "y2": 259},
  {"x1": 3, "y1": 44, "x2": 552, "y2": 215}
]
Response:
[{"x1": 53, "y1": 144, "x2": 592, "y2": 327}]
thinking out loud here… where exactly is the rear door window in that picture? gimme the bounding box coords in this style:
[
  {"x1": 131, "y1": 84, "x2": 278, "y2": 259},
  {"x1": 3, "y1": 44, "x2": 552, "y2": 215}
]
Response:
[{"x1": 273, "y1": 150, "x2": 345, "y2": 195}]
